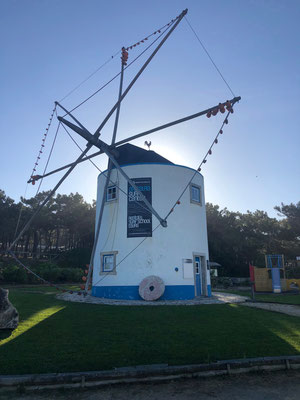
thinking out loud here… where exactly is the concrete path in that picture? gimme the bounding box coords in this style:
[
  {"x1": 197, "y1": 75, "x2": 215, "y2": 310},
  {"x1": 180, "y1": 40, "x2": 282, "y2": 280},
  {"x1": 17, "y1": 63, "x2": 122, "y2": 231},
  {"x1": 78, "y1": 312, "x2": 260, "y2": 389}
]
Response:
[
  {"x1": 3, "y1": 371, "x2": 300, "y2": 400},
  {"x1": 56, "y1": 291, "x2": 248, "y2": 306},
  {"x1": 242, "y1": 301, "x2": 300, "y2": 317}
]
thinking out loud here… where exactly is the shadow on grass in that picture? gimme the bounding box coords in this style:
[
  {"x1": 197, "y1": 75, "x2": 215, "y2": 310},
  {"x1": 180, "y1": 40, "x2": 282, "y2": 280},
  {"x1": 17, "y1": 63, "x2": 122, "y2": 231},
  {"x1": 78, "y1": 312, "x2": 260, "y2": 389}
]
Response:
[
  {"x1": 1, "y1": 296, "x2": 300, "y2": 375},
  {"x1": 0, "y1": 329, "x2": 13, "y2": 340}
]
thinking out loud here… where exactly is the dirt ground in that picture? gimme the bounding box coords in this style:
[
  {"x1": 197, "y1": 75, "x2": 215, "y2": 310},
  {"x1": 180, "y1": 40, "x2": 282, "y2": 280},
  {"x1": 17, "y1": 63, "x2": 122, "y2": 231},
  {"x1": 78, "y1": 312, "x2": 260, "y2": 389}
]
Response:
[{"x1": 1, "y1": 370, "x2": 300, "y2": 400}]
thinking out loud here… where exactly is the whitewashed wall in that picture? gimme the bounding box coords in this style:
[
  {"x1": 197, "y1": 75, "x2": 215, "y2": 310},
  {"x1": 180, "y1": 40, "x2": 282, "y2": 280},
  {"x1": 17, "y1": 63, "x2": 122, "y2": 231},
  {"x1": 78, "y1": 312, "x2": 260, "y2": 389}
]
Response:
[{"x1": 92, "y1": 163, "x2": 210, "y2": 299}]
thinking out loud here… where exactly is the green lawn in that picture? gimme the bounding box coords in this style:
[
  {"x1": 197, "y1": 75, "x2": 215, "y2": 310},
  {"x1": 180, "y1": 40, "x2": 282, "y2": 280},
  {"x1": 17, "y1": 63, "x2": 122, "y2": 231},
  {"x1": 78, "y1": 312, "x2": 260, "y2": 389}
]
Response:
[
  {"x1": 0, "y1": 286, "x2": 300, "y2": 375},
  {"x1": 215, "y1": 288, "x2": 300, "y2": 305}
]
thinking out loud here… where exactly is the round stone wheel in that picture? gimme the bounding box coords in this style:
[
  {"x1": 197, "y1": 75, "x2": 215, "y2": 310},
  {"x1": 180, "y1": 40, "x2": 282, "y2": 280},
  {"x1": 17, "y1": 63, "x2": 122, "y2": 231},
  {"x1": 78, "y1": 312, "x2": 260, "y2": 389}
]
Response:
[{"x1": 139, "y1": 275, "x2": 165, "y2": 301}]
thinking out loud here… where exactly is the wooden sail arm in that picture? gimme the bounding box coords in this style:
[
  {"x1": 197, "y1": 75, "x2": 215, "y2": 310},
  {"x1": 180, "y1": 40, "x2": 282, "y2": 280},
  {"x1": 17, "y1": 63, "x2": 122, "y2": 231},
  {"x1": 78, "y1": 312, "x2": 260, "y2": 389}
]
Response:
[
  {"x1": 28, "y1": 96, "x2": 241, "y2": 184},
  {"x1": 57, "y1": 117, "x2": 167, "y2": 227}
]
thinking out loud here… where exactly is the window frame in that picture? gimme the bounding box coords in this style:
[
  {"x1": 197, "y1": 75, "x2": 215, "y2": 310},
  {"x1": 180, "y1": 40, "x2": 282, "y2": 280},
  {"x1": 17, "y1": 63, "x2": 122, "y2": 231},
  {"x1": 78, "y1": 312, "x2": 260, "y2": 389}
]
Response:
[
  {"x1": 190, "y1": 183, "x2": 202, "y2": 206},
  {"x1": 106, "y1": 185, "x2": 118, "y2": 202},
  {"x1": 100, "y1": 251, "x2": 118, "y2": 275}
]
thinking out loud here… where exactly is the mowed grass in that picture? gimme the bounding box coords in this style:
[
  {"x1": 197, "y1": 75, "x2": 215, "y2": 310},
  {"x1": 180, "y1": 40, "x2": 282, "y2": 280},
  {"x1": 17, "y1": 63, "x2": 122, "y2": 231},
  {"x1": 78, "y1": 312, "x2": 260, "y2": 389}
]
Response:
[
  {"x1": 216, "y1": 289, "x2": 300, "y2": 305},
  {"x1": 0, "y1": 287, "x2": 300, "y2": 375}
]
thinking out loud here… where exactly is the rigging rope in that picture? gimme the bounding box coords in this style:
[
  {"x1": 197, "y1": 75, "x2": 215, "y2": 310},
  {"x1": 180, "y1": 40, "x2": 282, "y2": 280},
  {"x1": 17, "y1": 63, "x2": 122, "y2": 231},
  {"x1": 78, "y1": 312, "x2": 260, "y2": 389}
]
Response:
[
  {"x1": 58, "y1": 50, "x2": 120, "y2": 103},
  {"x1": 36, "y1": 120, "x2": 61, "y2": 195},
  {"x1": 184, "y1": 16, "x2": 236, "y2": 98},
  {"x1": 60, "y1": 122, "x2": 153, "y2": 215},
  {"x1": 92, "y1": 102, "x2": 238, "y2": 287},
  {"x1": 92, "y1": 223, "x2": 161, "y2": 287},
  {"x1": 58, "y1": 13, "x2": 179, "y2": 104},
  {"x1": 164, "y1": 107, "x2": 234, "y2": 220},
  {"x1": 125, "y1": 15, "x2": 179, "y2": 51},
  {"x1": 13, "y1": 183, "x2": 29, "y2": 242},
  {"x1": 8, "y1": 103, "x2": 238, "y2": 295},
  {"x1": 14, "y1": 105, "x2": 58, "y2": 241},
  {"x1": 7, "y1": 250, "x2": 84, "y2": 295},
  {"x1": 30, "y1": 104, "x2": 57, "y2": 184},
  {"x1": 8, "y1": 9, "x2": 240, "y2": 296},
  {"x1": 64, "y1": 21, "x2": 175, "y2": 116}
]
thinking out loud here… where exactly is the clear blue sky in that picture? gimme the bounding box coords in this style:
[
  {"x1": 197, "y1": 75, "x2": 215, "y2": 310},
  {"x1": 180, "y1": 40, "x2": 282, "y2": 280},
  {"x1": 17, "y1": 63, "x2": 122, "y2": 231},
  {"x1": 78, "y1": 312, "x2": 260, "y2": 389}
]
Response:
[{"x1": 1, "y1": 0, "x2": 299, "y2": 218}]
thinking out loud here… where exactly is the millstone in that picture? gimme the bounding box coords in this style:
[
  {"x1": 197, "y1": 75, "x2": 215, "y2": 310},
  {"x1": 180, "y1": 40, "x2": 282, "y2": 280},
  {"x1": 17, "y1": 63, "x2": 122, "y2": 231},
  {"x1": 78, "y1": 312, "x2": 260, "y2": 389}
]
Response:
[{"x1": 0, "y1": 288, "x2": 19, "y2": 330}]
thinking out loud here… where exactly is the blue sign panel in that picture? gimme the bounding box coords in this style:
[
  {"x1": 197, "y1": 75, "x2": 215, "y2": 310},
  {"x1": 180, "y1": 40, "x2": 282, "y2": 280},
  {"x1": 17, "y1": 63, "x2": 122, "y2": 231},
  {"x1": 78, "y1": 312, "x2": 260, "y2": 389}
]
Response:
[{"x1": 127, "y1": 177, "x2": 152, "y2": 238}]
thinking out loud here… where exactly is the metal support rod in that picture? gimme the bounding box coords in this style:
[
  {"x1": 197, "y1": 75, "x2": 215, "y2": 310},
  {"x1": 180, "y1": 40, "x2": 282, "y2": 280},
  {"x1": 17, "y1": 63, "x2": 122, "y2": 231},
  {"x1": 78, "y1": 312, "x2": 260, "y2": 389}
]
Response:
[
  {"x1": 92, "y1": 9, "x2": 188, "y2": 139},
  {"x1": 59, "y1": 118, "x2": 167, "y2": 227},
  {"x1": 104, "y1": 149, "x2": 167, "y2": 227},
  {"x1": 28, "y1": 96, "x2": 241, "y2": 184},
  {"x1": 8, "y1": 145, "x2": 93, "y2": 252},
  {"x1": 85, "y1": 62, "x2": 125, "y2": 292},
  {"x1": 111, "y1": 63, "x2": 125, "y2": 145},
  {"x1": 113, "y1": 96, "x2": 241, "y2": 147},
  {"x1": 57, "y1": 117, "x2": 107, "y2": 148},
  {"x1": 55, "y1": 101, "x2": 90, "y2": 135}
]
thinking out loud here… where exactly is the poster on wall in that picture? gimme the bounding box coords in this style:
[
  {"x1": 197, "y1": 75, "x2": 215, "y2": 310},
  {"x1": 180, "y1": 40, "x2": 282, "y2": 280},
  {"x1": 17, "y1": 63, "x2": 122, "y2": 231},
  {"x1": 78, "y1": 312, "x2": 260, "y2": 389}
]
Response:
[{"x1": 127, "y1": 177, "x2": 152, "y2": 238}]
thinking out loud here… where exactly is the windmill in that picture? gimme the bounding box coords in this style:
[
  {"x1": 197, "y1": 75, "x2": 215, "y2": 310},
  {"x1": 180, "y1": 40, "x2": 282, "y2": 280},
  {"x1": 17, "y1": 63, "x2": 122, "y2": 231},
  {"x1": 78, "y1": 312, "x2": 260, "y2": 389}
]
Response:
[{"x1": 8, "y1": 9, "x2": 241, "y2": 297}]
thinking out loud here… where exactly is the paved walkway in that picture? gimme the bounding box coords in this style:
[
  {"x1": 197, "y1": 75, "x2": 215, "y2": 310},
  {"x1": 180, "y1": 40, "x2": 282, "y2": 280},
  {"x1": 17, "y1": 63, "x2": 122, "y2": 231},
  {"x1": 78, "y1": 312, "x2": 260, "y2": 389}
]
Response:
[
  {"x1": 57, "y1": 292, "x2": 300, "y2": 317},
  {"x1": 4, "y1": 371, "x2": 300, "y2": 400},
  {"x1": 242, "y1": 301, "x2": 300, "y2": 317},
  {"x1": 56, "y1": 291, "x2": 248, "y2": 306}
]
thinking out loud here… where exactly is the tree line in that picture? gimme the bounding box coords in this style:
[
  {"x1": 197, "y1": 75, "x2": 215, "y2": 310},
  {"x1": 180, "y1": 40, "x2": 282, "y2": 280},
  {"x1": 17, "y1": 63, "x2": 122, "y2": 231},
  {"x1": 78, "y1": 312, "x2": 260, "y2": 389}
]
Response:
[
  {"x1": 0, "y1": 189, "x2": 299, "y2": 277},
  {"x1": 0, "y1": 190, "x2": 95, "y2": 257},
  {"x1": 206, "y1": 202, "x2": 300, "y2": 276}
]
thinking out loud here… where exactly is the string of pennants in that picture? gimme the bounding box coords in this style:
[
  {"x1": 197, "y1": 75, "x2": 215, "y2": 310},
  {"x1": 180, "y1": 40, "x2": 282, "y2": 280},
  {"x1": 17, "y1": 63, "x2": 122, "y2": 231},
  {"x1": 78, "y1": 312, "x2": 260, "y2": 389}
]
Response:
[
  {"x1": 166, "y1": 103, "x2": 234, "y2": 217},
  {"x1": 29, "y1": 15, "x2": 180, "y2": 182},
  {"x1": 92, "y1": 101, "x2": 238, "y2": 286},
  {"x1": 125, "y1": 15, "x2": 178, "y2": 51},
  {"x1": 14, "y1": 8, "x2": 238, "y2": 293},
  {"x1": 30, "y1": 104, "x2": 57, "y2": 185},
  {"x1": 121, "y1": 14, "x2": 179, "y2": 65},
  {"x1": 10, "y1": 100, "x2": 236, "y2": 294}
]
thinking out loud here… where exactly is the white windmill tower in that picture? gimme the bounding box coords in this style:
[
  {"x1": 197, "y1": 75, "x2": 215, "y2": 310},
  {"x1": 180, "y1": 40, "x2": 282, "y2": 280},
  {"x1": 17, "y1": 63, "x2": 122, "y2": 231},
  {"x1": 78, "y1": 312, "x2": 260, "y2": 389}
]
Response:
[{"x1": 9, "y1": 9, "x2": 240, "y2": 301}]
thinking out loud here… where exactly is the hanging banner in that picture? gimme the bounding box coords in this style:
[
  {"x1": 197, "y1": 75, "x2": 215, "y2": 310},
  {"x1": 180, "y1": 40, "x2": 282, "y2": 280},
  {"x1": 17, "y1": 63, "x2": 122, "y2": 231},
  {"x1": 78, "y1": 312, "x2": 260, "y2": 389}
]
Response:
[{"x1": 127, "y1": 177, "x2": 152, "y2": 238}]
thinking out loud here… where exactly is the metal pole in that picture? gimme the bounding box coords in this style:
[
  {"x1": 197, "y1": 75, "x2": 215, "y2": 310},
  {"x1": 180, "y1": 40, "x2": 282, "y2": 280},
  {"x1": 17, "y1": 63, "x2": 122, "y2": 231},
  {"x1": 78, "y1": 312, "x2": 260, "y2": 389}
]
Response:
[
  {"x1": 113, "y1": 96, "x2": 241, "y2": 147},
  {"x1": 58, "y1": 118, "x2": 167, "y2": 226},
  {"x1": 8, "y1": 145, "x2": 92, "y2": 252},
  {"x1": 93, "y1": 9, "x2": 188, "y2": 139},
  {"x1": 85, "y1": 62, "x2": 125, "y2": 292},
  {"x1": 103, "y1": 150, "x2": 167, "y2": 226},
  {"x1": 251, "y1": 282, "x2": 256, "y2": 301},
  {"x1": 28, "y1": 96, "x2": 241, "y2": 183},
  {"x1": 55, "y1": 101, "x2": 90, "y2": 133}
]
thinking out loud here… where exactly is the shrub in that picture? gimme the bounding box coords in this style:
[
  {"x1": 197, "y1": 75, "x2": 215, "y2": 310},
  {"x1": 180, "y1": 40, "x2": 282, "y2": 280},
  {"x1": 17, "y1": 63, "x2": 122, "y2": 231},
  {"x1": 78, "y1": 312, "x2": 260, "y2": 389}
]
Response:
[
  {"x1": 0, "y1": 259, "x2": 83, "y2": 284},
  {"x1": 56, "y1": 248, "x2": 92, "y2": 269},
  {"x1": 0, "y1": 264, "x2": 29, "y2": 284}
]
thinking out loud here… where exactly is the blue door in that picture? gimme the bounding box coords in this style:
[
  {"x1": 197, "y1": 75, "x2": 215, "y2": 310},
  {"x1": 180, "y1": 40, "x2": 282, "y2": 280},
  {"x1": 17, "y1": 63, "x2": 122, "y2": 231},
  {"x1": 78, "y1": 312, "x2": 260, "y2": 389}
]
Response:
[{"x1": 194, "y1": 256, "x2": 202, "y2": 296}]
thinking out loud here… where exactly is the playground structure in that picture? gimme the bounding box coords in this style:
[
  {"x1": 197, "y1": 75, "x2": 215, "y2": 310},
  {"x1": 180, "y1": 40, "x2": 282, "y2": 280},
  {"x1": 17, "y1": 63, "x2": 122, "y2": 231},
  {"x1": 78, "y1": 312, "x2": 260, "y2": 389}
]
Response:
[{"x1": 249, "y1": 255, "x2": 300, "y2": 293}]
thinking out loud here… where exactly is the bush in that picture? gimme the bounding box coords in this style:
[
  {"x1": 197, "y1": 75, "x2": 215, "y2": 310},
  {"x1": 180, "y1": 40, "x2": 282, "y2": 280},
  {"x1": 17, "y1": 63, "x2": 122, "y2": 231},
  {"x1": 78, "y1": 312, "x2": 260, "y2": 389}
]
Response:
[
  {"x1": 216, "y1": 277, "x2": 233, "y2": 288},
  {"x1": 210, "y1": 273, "x2": 218, "y2": 288},
  {"x1": 0, "y1": 259, "x2": 83, "y2": 284},
  {"x1": 56, "y1": 248, "x2": 92, "y2": 269},
  {"x1": 0, "y1": 264, "x2": 29, "y2": 284}
]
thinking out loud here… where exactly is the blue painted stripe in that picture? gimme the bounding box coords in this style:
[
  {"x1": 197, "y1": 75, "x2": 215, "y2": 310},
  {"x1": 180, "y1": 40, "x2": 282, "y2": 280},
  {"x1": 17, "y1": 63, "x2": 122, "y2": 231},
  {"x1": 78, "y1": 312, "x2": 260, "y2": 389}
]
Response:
[{"x1": 92, "y1": 285, "x2": 195, "y2": 300}]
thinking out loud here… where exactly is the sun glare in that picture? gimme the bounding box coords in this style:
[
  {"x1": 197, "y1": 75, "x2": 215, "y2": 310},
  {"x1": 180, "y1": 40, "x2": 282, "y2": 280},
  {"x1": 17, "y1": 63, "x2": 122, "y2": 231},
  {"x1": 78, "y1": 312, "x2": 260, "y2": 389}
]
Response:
[
  {"x1": 154, "y1": 144, "x2": 189, "y2": 167},
  {"x1": 0, "y1": 305, "x2": 65, "y2": 347}
]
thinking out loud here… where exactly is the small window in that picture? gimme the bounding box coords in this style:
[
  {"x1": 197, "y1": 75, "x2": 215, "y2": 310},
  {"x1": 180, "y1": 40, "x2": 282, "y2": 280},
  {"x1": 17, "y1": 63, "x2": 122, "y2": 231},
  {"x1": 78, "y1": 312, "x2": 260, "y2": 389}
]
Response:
[
  {"x1": 190, "y1": 184, "x2": 202, "y2": 205},
  {"x1": 106, "y1": 185, "x2": 117, "y2": 202},
  {"x1": 100, "y1": 251, "x2": 118, "y2": 275}
]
